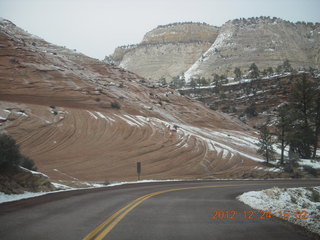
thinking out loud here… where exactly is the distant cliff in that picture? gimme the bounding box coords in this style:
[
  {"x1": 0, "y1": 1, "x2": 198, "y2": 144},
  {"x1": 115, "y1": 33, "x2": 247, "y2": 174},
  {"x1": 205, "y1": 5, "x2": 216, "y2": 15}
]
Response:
[
  {"x1": 185, "y1": 17, "x2": 320, "y2": 81},
  {"x1": 105, "y1": 22, "x2": 219, "y2": 81},
  {"x1": 106, "y1": 17, "x2": 320, "y2": 82}
]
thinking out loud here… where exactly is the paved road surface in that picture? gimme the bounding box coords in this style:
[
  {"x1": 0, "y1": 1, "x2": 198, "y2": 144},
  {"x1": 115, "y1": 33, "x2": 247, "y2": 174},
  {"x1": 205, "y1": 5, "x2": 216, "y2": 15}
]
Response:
[{"x1": 0, "y1": 180, "x2": 319, "y2": 240}]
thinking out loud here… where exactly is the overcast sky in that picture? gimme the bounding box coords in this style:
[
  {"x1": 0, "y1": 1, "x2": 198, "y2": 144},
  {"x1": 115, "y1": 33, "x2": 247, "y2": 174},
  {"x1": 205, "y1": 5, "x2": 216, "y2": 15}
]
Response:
[{"x1": 1, "y1": 0, "x2": 319, "y2": 60}]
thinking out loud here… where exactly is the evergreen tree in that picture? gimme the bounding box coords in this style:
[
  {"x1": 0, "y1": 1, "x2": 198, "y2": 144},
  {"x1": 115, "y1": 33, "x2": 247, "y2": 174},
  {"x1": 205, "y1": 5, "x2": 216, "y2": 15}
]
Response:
[
  {"x1": 257, "y1": 124, "x2": 275, "y2": 163},
  {"x1": 276, "y1": 65, "x2": 283, "y2": 74},
  {"x1": 288, "y1": 75, "x2": 317, "y2": 158},
  {"x1": 266, "y1": 67, "x2": 274, "y2": 76},
  {"x1": 0, "y1": 134, "x2": 21, "y2": 170},
  {"x1": 283, "y1": 59, "x2": 293, "y2": 73},
  {"x1": 170, "y1": 76, "x2": 185, "y2": 89},
  {"x1": 189, "y1": 78, "x2": 197, "y2": 89},
  {"x1": 275, "y1": 104, "x2": 292, "y2": 164},
  {"x1": 248, "y1": 63, "x2": 260, "y2": 79},
  {"x1": 213, "y1": 74, "x2": 221, "y2": 93},
  {"x1": 234, "y1": 67, "x2": 242, "y2": 80},
  {"x1": 312, "y1": 89, "x2": 320, "y2": 158}
]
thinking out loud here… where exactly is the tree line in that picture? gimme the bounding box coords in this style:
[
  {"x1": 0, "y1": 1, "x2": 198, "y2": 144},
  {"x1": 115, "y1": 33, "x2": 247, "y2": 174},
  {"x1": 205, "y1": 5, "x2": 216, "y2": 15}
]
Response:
[{"x1": 163, "y1": 59, "x2": 315, "y2": 90}]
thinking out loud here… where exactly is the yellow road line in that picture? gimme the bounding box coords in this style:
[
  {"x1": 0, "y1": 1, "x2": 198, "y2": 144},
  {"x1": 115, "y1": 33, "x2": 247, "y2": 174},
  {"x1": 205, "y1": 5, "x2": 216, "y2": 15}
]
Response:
[
  {"x1": 82, "y1": 193, "x2": 155, "y2": 240},
  {"x1": 83, "y1": 181, "x2": 319, "y2": 240}
]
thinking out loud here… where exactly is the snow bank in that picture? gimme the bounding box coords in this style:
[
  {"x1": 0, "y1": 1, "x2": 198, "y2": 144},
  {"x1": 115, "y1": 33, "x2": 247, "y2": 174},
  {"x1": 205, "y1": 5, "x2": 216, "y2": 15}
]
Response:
[{"x1": 238, "y1": 187, "x2": 320, "y2": 235}]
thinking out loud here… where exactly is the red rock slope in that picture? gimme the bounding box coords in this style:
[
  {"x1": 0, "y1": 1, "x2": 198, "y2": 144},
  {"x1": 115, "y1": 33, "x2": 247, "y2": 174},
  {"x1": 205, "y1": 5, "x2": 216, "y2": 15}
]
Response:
[{"x1": 0, "y1": 19, "x2": 266, "y2": 181}]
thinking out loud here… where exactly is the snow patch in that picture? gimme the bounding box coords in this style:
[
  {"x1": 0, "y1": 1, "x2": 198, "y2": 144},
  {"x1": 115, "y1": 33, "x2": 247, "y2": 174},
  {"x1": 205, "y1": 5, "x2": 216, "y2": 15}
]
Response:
[
  {"x1": 299, "y1": 159, "x2": 320, "y2": 169},
  {"x1": 19, "y1": 166, "x2": 48, "y2": 178},
  {"x1": 184, "y1": 28, "x2": 233, "y2": 82},
  {"x1": 238, "y1": 186, "x2": 320, "y2": 235},
  {"x1": 86, "y1": 110, "x2": 98, "y2": 120},
  {"x1": 95, "y1": 111, "x2": 115, "y2": 122},
  {"x1": 0, "y1": 191, "x2": 49, "y2": 203}
]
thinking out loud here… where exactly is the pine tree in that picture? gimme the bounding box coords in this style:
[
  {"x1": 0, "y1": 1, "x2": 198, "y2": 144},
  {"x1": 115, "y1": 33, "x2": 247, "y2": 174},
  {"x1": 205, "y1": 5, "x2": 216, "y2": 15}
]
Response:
[
  {"x1": 312, "y1": 89, "x2": 320, "y2": 158},
  {"x1": 248, "y1": 63, "x2": 260, "y2": 79},
  {"x1": 213, "y1": 74, "x2": 221, "y2": 93},
  {"x1": 283, "y1": 59, "x2": 293, "y2": 73},
  {"x1": 275, "y1": 104, "x2": 292, "y2": 164},
  {"x1": 257, "y1": 124, "x2": 275, "y2": 163},
  {"x1": 288, "y1": 75, "x2": 317, "y2": 158},
  {"x1": 266, "y1": 67, "x2": 274, "y2": 76},
  {"x1": 234, "y1": 67, "x2": 242, "y2": 80}
]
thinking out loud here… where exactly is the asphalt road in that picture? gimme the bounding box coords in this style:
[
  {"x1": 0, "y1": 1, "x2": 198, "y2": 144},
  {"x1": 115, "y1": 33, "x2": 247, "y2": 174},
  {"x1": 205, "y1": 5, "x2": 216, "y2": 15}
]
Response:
[{"x1": 0, "y1": 180, "x2": 319, "y2": 240}]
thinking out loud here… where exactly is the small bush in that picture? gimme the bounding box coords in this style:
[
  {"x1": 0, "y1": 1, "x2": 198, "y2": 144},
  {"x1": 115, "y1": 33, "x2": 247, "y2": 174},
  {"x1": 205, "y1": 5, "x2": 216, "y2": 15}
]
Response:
[
  {"x1": 95, "y1": 98, "x2": 101, "y2": 102},
  {"x1": 0, "y1": 133, "x2": 37, "y2": 171},
  {"x1": 245, "y1": 105, "x2": 258, "y2": 117},
  {"x1": 283, "y1": 164, "x2": 293, "y2": 173},
  {"x1": 9, "y1": 58, "x2": 19, "y2": 64},
  {"x1": 311, "y1": 189, "x2": 320, "y2": 202},
  {"x1": 0, "y1": 133, "x2": 22, "y2": 170},
  {"x1": 111, "y1": 101, "x2": 121, "y2": 109}
]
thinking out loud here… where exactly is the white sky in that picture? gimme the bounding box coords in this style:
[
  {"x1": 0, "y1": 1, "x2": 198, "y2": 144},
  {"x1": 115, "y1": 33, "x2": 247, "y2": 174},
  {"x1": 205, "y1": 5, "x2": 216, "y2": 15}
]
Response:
[{"x1": 0, "y1": 0, "x2": 319, "y2": 60}]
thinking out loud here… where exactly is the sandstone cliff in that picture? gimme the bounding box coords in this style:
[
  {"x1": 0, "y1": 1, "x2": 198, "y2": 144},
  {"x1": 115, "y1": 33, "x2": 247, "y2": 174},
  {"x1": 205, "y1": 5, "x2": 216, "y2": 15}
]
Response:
[
  {"x1": 106, "y1": 22, "x2": 219, "y2": 81},
  {"x1": 108, "y1": 17, "x2": 320, "y2": 82}
]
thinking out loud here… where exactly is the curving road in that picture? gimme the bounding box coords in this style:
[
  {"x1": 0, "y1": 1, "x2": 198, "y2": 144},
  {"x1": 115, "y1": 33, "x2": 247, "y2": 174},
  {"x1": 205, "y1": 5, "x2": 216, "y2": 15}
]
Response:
[{"x1": 0, "y1": 180, "x2": 319, "y2": 240}]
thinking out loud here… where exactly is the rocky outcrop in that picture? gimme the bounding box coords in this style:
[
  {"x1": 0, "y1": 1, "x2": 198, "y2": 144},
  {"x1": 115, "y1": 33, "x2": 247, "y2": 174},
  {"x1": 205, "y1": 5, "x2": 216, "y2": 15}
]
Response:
[
  {"x1": 106, "y1": 22, "x2": 219, "y2": 81},
  {"x1": 0, "y1": 167, "x2": 55, "y2": 194}
]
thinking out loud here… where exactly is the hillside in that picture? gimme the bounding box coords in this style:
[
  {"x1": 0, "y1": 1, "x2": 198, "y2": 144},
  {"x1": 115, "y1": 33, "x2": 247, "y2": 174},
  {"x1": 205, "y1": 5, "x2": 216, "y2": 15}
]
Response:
[
  {"x1": 0, "y1": 19, "x2": 279, "y2": 183},
  {"x1": 105, "y1": 22, "x2": 219, "y2": 82},
  {"x1": 107, "y1": 17, "x2": 320, "y2": 82},
  {"x1": 179, "y1": 72, "x2": 320, "y2": 127}
]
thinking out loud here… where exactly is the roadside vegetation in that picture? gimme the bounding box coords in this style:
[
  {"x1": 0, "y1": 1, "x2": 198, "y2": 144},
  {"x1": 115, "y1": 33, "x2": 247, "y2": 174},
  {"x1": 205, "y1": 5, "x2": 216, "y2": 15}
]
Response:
[
  {"x1": 256, "y1": 75, "x2": 320, "y2": 174},
  {"x1": 0, "y1": 133, "x2": 37, "y2": 172}
]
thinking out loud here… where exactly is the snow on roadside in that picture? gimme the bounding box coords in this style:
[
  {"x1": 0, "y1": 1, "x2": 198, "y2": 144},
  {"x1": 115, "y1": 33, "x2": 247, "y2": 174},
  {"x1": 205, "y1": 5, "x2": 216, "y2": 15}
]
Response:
[
  {"x1": 0, "y1": 179, "x2": 184, "y2": 204},
  {"x1": 0, "y1": 192, "x2": 50, "y2": 204},
  {"x1": 238, "y1": 187, "x2": 320, "y2": 235}
]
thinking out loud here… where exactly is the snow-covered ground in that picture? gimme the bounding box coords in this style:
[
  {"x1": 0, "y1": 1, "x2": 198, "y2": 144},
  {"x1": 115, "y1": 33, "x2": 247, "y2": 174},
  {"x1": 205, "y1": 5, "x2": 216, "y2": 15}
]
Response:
[
  {"x1": 300, "y1": 159, "x2": 320, "y2": 169},
  {"x1": 238, "y1": 186, "x2": 320, "y2": 235}
]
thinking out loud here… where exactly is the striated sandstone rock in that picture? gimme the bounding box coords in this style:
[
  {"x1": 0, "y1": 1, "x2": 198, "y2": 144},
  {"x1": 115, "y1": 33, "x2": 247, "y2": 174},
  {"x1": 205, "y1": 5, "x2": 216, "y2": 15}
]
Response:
[
  {"x1": 106, "y1": 22, "x2": 219, "y2": 81},
  {"x1": 0, "y1": 19, "x2": 271, "y2": 182}
]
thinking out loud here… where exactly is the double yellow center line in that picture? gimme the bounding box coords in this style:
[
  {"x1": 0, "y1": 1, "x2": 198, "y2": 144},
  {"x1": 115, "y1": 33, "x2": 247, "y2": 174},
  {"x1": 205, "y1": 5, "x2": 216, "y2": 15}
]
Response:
[{"x1": 82, "y1": 181, "x2": 318, "y2": 240}]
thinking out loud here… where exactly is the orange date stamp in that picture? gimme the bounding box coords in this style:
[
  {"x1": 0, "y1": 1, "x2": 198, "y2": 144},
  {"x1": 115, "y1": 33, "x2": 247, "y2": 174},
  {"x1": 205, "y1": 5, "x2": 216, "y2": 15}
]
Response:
[{"x1": 212, "y1": 210, "x2": 309, "y2": 220}]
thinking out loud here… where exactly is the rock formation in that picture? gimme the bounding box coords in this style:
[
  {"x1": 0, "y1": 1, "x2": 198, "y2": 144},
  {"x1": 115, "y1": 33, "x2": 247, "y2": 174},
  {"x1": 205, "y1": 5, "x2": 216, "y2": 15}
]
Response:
[
  {"x1": 106, "y1": 22, "x2": 219, "y2": 82},
  {"x1": 107, "y1": 17, "x2": 320, "y2": 83}
]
